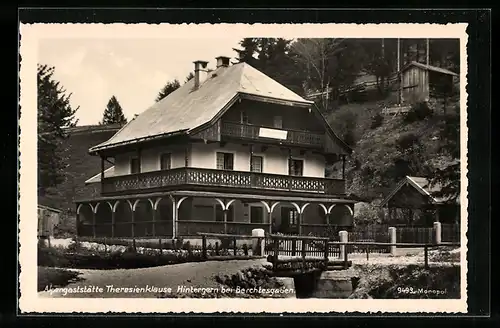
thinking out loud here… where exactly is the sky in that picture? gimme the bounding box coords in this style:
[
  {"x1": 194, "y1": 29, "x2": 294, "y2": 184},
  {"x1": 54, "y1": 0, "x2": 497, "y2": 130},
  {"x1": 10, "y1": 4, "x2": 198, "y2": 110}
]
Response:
[{"x1": 38, "y1": 37, "x2": 242, "y2": 126}]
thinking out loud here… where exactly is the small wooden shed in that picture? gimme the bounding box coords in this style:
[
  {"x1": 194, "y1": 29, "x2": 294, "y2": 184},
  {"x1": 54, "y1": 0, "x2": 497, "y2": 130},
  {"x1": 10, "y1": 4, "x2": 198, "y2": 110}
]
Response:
[
  {"x1": 379, "y1": 176, "x2": 460, "y2": 225},
  {"x1": 400, "y1": 61, "x2": 458, "y2": 104},
  {"x1": 37, "y1": 204, "x2": 62, "y2": 237}
]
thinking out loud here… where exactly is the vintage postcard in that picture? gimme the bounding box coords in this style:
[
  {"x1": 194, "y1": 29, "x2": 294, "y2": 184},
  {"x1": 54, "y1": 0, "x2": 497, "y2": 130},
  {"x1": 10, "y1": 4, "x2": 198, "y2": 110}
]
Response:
[{"x1": 19, "y1": 22, "x2": 468, "y2": 313}]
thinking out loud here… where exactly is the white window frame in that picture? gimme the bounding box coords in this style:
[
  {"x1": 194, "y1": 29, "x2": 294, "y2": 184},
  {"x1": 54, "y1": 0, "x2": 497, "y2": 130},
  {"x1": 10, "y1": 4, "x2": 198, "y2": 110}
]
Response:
[
  {"x1": 216, "y1": 151, "x2": 235, "y2": 170},
  {"x1": 250, "y1": 154, "x2": 264, "y2": 173}
]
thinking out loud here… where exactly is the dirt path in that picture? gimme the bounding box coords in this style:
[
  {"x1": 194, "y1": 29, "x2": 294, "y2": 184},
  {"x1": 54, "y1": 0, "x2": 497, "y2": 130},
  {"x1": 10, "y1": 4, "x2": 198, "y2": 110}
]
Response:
[{"x1": 39, "y1": 259, "x2": 268, "y2": 298}]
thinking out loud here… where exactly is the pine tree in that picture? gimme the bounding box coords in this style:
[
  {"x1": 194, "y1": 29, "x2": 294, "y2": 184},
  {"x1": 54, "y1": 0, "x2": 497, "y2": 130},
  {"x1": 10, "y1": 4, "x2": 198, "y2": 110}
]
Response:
[
  {"x1": 185, "y1": 72, "x2": 194, "y2": 83},
  {"x1": 155, "y1": 79, "x2": 180, "y2": 102},
  {"x1": 37, "y1": 64, "x2": 79, "y2": 197},
  {"x1": 233, "y1": 38, "x2": 259, "y2": 66},
  {"x1": 101, "y1": 96, "x2": 127, "y2": 125}
]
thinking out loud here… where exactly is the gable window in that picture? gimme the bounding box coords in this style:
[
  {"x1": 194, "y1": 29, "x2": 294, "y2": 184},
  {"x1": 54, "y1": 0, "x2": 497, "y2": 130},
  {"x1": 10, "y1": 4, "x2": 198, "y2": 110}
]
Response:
[
  {"x1": 160, "y1": 153, "x2": 171, "y2": 170},
  {"x1": 289, "y1": 159, "x2": 303, "y2": 176},
  {"x1": 130, "y1": 157, "x2": 141, "y2": 174},
  {"x1": 240, "y1": 110, "x2": 249, "y2": 124},
  {"x1": 216, "y1": 152, "x2": 234, "y2": 170},
  {"x1": 251, "y1": 155, "x2": 263, "y2": 173},
  {"x1": 273, "y1": 115, "x2": 283, "y2": 129}
]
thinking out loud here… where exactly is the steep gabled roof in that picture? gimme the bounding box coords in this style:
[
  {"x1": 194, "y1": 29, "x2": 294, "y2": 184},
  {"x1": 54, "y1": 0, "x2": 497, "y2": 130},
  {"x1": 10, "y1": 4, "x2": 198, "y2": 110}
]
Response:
[
  {"x1": 379, "y1": 175, "x2": 458, "y2": 207},
  {"x1": 401, "y1": 61, "x2": 459, "y2": 77},
  {"x1": 89, "y1": 62, "x2": 315, "y2": 153}
]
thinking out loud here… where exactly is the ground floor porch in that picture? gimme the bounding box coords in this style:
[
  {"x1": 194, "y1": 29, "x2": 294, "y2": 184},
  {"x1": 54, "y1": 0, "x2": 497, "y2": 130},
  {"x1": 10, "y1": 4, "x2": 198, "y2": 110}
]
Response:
[{"x1": 75, "y1": 190, "x2": 357, "y2": 239}]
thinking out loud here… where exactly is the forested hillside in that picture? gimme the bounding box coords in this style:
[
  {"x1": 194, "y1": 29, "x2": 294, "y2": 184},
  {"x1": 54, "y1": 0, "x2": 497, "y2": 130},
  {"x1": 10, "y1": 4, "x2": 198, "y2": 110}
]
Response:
[{"x1": 230, "y1": 38, "x2": 461, "y2": 223}]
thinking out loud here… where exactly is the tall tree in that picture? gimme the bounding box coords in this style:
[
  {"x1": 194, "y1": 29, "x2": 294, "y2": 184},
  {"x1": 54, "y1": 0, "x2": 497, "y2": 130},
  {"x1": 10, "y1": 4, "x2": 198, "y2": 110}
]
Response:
[
  {"x1": 233, "y1": 38, "x2": 259, "y2": 66},
  {"x1": 101, "y1": 96, "x2": 127, "y2": 125},
  {"x1": 155, "y1": 79, "x2": 181, "y2": 102},
  {"x1": 185, "y1": 72, "x2": 194, "y2": 83},
  {"x1": 292, "y1": 38, "x2": 366, "y2": 111},
  {"x1": 37, "y1": 64, "x2": 79, "y2": 197}
]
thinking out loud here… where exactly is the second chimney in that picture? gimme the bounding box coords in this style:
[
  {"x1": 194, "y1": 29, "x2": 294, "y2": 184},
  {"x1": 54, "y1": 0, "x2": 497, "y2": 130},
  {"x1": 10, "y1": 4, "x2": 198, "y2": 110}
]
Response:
[
  {"x1": 193, "y1": 60, "x2": 209, "y2": 89},
  {"x1": 215, "y1": 56, "x2": 230, "y2": 68}
]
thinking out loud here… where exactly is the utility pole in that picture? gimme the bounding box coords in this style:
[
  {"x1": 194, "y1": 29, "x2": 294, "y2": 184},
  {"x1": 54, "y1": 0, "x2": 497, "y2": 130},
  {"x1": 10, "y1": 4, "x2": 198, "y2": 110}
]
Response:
[
  {"x1": 397, "y1": 38, "x2": 402, "y2": 105},
  {"x1": 426, "y1": 38, "x2": 430, "y2": 65}
]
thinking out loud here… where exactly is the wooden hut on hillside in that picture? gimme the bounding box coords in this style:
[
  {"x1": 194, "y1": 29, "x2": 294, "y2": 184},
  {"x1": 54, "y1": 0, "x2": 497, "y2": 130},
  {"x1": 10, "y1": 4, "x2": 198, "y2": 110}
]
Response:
[
  {"x1": 399, "y1": 61, "x2": 459, "y2": 104},
  {"x1": 379, "y1": 175, "x2": 460, "y2": 226}
]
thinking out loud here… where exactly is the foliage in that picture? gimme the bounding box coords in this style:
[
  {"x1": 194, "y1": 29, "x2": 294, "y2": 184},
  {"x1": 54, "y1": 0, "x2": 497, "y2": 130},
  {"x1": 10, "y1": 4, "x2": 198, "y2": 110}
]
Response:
[
  {"x1": 403, "y1": 102, "x2": 434, "y2": 124},
  {"x1": 38, "y1": 267, "x2": 82, "y2": 292},
  {"x1": 155, "y1": 79, "x2": 181, "y2": 102},
  {"x1": 370, "y1": 113, "x2": 384, "y2": 130},
  {"x1": 101, "y1": 95, "x2": 127, "y2": 125},
  {"x1": 185, "y1": 72, "x2": 195, "y2": 83},
  {"x1": 37, "y1": 64, "x2": 79, "y2": 197}
]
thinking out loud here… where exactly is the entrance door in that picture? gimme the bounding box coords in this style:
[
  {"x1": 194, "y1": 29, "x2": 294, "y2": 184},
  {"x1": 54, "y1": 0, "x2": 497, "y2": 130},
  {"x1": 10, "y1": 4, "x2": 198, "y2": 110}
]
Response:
[{"x1": 280, "y1": 207, "x2": 299, "y2": 234}]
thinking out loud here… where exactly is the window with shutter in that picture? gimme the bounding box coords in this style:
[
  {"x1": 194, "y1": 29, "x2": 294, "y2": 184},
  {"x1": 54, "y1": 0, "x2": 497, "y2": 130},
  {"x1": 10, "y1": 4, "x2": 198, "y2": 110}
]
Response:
[
  {"x1": 251, "y1": 155, "x2": 263, "y2": 173},
  {"x1": 160, "y1": 153, "x2": 171, "y2": 170},
  {"x1": 288, "y1": 159, "x2": 303, "y2": 176},
  {"x1": 216, "y1": 152, "x2": 234, "y2": 170}
]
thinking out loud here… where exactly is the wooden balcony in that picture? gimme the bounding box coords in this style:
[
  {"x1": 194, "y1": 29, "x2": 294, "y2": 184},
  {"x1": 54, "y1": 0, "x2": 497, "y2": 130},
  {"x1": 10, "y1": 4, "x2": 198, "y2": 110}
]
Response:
[
  {"x1": 101, "y1": 167, "x2": 345, "y2": 196},
  {"x1": 221, "y1": 121, "x2": 325, "y2": 148}
]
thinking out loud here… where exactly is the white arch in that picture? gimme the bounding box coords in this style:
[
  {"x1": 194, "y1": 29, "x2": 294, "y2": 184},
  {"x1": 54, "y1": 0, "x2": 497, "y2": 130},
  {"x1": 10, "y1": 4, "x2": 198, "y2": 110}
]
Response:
[
  {"x1": 290, "y1": 202, "x2": 301, "y2": 214},
  {"x1": 318, "y1": 203, "x2": 328, "y2": 215},
  {"x1": 300, "y1": 203, "x2": 310, "y2": 213},
  {"x1": 343, "y1": 204, "x2": 354, "y2": 216},
  {"x1": 76, "y1": 203, "x2": 93, "y2": 215},
  {"x1": 270, "y1": 201, "x2": 280, "y2": 213},
  {"x1": 260, "y1": 201, "x2": 271, "y2": 213},
  {"x1": 327, "y1": 204, "x2": 337, "y2": 214},
  {"x1": 126, "y1": 200, "x2": 133, "y2": 212},
  {"x1": 225, "y1": 199, "x2": 236, "y2": 209},
  {"x1": 132, "y1": 199, "x2": 142, "y2": 212},
  {"x1": 214, "y1": 198, "x2": 225, "y2": 210},
  {"x1": 106, "y1": 201, "x2": 113, "y2": 212},
  {"x1": 147, "y1": 198, "x2": 154, "y2": 210},
  {"x1": 112, "y1": 200, "x2": 120, "y2": 213},
  {"x1": 176, "y1": 196, "x2": 189, "y2": 210},
  {"x1": 153, "y1": 197, "x2": 163, "y2": 210}
]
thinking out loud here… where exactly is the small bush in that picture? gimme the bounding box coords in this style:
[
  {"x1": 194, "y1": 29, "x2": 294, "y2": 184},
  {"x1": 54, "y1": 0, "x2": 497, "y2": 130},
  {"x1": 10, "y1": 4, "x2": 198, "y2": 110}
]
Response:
[
  {"x1": 370, "y1": 113, "x2": 384, "y2": 129},
  {"x1": 404, "y1": 102, "x2": 433, "y2": 123},
  {"x1": 38, "y1": 267, "x2": 82, "y2": 292}
]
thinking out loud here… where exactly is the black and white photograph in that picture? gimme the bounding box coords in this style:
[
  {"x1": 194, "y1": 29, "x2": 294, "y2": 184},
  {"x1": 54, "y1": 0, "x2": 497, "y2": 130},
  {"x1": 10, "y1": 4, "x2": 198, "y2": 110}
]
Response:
[{"x1": 19, "y1": 22, "x2": 468, "y2": 313}]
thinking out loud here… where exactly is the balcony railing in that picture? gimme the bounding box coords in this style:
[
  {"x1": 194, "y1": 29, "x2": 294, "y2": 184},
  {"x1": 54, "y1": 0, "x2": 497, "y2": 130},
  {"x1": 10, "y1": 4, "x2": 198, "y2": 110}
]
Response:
[
  {"x1": 101, "y1": 167, "x2": 345, "y2": 195},
  {"x1": 221, "y1": 122, "x2": 325, "y2": 148}
]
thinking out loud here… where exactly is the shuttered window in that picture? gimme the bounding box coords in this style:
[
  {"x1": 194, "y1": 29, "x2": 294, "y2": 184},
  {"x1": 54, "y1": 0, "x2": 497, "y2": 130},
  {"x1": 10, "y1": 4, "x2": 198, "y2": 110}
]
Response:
[
  {"x1": 251, "y1": 155, "x2": 263, "y2": 173},
  {"x1": 216, "y1": 152, "x2": 234, "y2": 170},
  {"x1": 289, "y1": 159, "x2": 303, "y2": 176}
]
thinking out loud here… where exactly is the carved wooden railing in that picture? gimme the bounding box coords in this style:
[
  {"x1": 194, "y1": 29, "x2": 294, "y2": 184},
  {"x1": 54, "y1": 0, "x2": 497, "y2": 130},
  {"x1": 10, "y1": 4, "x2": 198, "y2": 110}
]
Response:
[
  {"x1": 101, "y1": 167, "x2": 345, "y2": 195},
  {"x1": 221, "y1": 122, "x2": 325, "y2": 148},
  {"x1": 177, "y1": 221, "x2": 269, "y2": 237}
]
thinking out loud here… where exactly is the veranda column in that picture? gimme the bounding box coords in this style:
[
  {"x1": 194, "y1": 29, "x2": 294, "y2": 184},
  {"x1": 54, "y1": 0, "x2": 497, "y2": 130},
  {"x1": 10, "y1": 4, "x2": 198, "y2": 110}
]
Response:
[
  {"x1": 170, "y1": 196, "x2": 178, "y2": 239},
  {"x1": 151, "y1": 205, "x2": 156, "y2": 237},
  {"x1": 131, "y1": 206, "x2": 135, "y2": 239},
  {"x1": 298, "y1": 212, "x2": 303, "y2": 235},
  {"x1": 111, "y1": 210, "x2": 116, "y2": 238},
  {"x1": 92, "y1": 209, "x2": 96, "y2": 238},
  {"x1": 223, "y1": 209, "x2": 228, "y2": 234}
]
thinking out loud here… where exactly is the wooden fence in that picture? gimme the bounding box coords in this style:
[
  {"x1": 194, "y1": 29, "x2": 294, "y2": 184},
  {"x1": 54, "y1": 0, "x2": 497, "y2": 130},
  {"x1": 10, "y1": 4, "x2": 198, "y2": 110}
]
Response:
[{"x1": 263, "y1": 234, "x2": 340, "y2": 259}]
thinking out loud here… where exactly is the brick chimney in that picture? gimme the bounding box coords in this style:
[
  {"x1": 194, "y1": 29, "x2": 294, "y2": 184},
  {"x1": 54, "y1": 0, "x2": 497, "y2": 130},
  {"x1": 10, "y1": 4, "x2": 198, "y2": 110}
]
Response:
[
  {"x1": 193, "y1": 60, "x2": 209, "y2": 89},
  {"x1": 215, "y1": 56, "x2": 230, "y2": 68}
]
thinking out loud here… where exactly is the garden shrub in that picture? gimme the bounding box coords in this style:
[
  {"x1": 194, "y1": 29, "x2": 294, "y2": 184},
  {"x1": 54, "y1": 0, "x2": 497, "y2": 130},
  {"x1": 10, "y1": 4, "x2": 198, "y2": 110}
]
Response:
[
  {"x1": 370, "y1": 113, "x2": 384, "y2": 129},
  {"x1": 403, "y1": 102, "x2": 433, "y2": 123},
  {"x1": 38, "y1": 267, "x2": 82, "y2": 291}
]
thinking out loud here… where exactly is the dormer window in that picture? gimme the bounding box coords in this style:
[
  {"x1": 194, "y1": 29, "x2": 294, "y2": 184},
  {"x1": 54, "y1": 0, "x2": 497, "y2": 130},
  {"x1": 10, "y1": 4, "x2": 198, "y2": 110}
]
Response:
[
  {"x1": 130, "y1": 157, "x2": 141, "y2": 174},
  {"x1": 273, "y1": 115, "x2": 283, "y2": 129}
]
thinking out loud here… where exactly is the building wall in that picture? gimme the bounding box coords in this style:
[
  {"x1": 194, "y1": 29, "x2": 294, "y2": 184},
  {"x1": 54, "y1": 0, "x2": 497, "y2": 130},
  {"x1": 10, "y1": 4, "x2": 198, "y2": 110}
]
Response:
[
  {"x1": 38, "y1": 207, "x2": 61, "y2": 237},
  {"x1": 112, "y1": 142, "x2": 326, "y2": 178}
]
